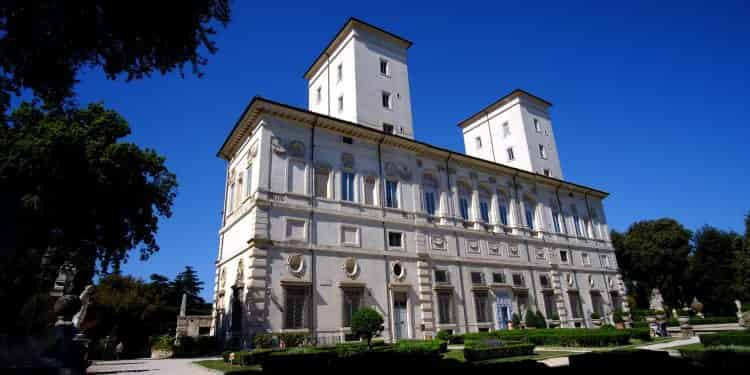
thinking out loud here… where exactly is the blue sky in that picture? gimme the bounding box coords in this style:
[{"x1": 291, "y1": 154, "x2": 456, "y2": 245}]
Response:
[{"x1": 69, "y1": 1, "x2": 749, "y2": 300}]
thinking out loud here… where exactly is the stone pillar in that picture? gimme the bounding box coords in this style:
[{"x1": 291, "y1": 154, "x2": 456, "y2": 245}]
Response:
[
  {"x1": 416, "y1": 258, "x2": 435, "y2": 339},
  {"x1": 245, "y1": 239, "x2": 270, "y2": 340}
]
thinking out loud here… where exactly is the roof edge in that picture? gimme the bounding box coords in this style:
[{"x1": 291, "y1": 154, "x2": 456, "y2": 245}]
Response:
[{"x1": 457, "y1": 89, "x2": 553, "y2": 128}]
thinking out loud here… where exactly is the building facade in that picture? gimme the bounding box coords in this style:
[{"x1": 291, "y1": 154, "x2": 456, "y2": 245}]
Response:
[{"x1": 212, "y1": 18, "x2": 629, "y2": 347}]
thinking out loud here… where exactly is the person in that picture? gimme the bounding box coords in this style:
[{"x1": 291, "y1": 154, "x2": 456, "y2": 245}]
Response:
[{"x1": 115, "y1": 342, "x2": 124, "y2": 360}]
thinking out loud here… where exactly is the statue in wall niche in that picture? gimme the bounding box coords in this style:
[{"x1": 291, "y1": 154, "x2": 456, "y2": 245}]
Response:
[{"x1": 271, "y1": 136, "x2": 286, "y2": 154}]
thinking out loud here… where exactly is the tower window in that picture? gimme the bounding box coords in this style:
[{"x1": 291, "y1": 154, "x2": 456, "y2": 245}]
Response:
[
  {"x1": 338, "y1": 95, "x2": 344, "y2": 112},
  {"x1": 382, "y1": 91, "x2": 392, "y2": 109},
  {"x1": 543, "y1": 169, "x2": 551, "y2": 177},
  {"x1": 507, "y1": 147, "x2": 515, "y2": 161},
  {"x1": 380, "y1": 58, "x2": 389, "y2": 76},
  {"x1": 539, "y1": 144, "x2": 547, "y2": 159},
  {"x1": 383, "y1": 123, "x2": 395, "y2": 134},
  {"x1": 337, "y1": 63, "x2": 343, "y2": 82},
  {"x1": 502, "y1": 122, "x2": 510, "y2": 137},
  {"x1": 475, "y1": 137, "x2": 482, "y2": 149},
  {"x1": 342, "y1": 136, "x2": 353, "y2": 144},
  {"x1": 534, "y1": 118, "x2": 541, "y2": 133},
  {"x1": 316, "y1": 86, "x2": 322, "y2": 104}
]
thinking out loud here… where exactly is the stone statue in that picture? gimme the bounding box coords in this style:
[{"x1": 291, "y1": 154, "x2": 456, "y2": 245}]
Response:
[
  {"x1": 50, "y1": 262, "x2": 77, "y2": 298},
  {"x1": 73, "y1": 285, "x2": 95, "y2": 329},
  {"x1": 180, "y1": 293, "x2": 187, "y2": 317},
  {"x1": 649, "y1": 288, "x2": 664, "y2": 311}
]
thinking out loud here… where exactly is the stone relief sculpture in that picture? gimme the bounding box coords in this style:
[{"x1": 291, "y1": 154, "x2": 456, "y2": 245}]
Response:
[{"x1": 287, "y1": 140, "x2": 306, "y2": 158}]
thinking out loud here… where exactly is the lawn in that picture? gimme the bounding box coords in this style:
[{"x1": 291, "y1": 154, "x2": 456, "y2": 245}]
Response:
[
  {"x1": 194, "y1": 359, "x2": 261, "y2": 374},
  {"x1": 442, "y1": 349, "x2": 575, "y2": 364}
]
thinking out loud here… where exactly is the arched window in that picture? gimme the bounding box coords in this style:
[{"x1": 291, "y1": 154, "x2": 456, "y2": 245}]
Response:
[
  {"x1": 478, "y1": 186, "x2": 491, "y2": 223},
  {"x1": 423, "y1": 173, "x2": 439, "y2": 216},
  {"x1": 524, "y1": 197, "x2": 536, "y2": 229},
  {"x1": 457, "y1": 181, "x2": 472, "y2": 221},
  {"x1": 571, "y1": 204, "x2": 583, "y2": 236},
  {"x1": 497, "y1": 191, "x2": 509, "y2": 226},
  {"x1": 550, "y1": 199, "x2": 563, "y2": 233}
]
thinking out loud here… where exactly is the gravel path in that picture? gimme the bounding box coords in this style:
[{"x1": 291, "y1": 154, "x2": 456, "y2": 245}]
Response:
[{"x1": 87, "y1": 357, "x2": 219, "y2": 375}]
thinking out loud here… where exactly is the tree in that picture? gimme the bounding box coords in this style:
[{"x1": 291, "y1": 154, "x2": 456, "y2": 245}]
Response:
[
  {"x1": 0, "y1": 102, "x2": 177, "y2": 334},
  {"x1": 690, "y1": 226, "x2": 744, "y2": 315},
  {"x1": 350, "y1": 308, "x2": 384, "y2": 350},
  {"x1": 613, "y1": 219, "x2": 692, "y2": 310},
  {"x1": 171, "y1": 266, "x2": 210, "y2": 314},
  {"x1": 0, "y1": 1, "x2": 231, "y2": 116}
]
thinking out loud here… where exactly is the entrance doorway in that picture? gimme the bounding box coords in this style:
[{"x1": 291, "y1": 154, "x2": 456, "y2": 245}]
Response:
[
  {"x1": 495, "y1": 291, "x2": 512, "y2": 329},
  {"x1": 393, "y1": 292, "x2": 408, "y2": 340}
]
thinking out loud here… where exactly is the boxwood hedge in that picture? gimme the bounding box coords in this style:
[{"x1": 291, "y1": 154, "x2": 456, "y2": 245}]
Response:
[
  {"x1": 699, "y1": 331, "x2": 750, "y2": 347},
  {"x1": 463, "y1": 341, "x2": 535, "y2": 362},
  {"x1": 462, "y1": 328, "x2": 634, "y2": 347}
]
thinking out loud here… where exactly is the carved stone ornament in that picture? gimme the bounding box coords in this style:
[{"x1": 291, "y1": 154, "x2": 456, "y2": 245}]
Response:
[
  {"x1": 287, "y1": 254, "x2": 305, "y2": 277},
  {"x1": 271, "y1": 136, "x2": 286, "y2": 154},
  {"x1": 588, "y1": 275, "x2": 595, "y2": 287},
  {"x1": 431, "y1": 235, "x2": 446, "y2": 250},
  {"x1": 249, "y1": 142, "x2": 258, "y2": 158},
  {"x1": 219, "y1": 268, "x2": 226, "y2": 288},
  {"x1": 235, "y1": 258, "x2": 244, "y2": 286},
  {"x1": 467, "y1": 240, "x2": 480, "y2": 253},
  {"x1": 509, "y1": 246, "x2": 520, "y2": 257},
  {"x1": 287, "y1": 140, "x2": 306, "y2": 158},
  {"x1": 488, "y1": 243, "x2": 500, "y2": 255},
  {"x1": 392, "y1": 261, "x2": 406, "y2": 281},
  {"x1": 566, "y1": 273, "x2": 574, "y2": 286},
  {"x1": 341, "y1": 152, "x2": 355, "y2": 169},
  {"x1": 343, "y1": 257, "x2": 359, "y2": 279}
]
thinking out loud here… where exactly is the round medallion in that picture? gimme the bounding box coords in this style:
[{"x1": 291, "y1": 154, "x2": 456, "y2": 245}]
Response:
[{"x1": 392, "y1": 262, "x2": 406, "y2": 280}]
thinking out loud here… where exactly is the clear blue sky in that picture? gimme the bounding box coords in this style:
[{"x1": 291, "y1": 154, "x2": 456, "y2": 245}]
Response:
[{"x1": 71, "y1": 1, "x2": 749, "y2": 301}]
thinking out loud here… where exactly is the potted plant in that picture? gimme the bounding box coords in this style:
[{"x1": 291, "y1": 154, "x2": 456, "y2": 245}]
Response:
[
  {"x1": 150, "y1": 335, "x2": 174, "y2": 360},
  {"x1": 590, "y1": 312, "x2": 602, "y2": 328}
]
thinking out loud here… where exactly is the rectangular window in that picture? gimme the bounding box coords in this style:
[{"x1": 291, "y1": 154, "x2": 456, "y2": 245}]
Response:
[
  {"x1": 459, "y1": 197, "x2": 469, "y2": 220},
  {"x1": 383, "y1": 123, "x2": 395, "y2": 134},
  {"x1": 502, "y1": 122, "x2": 510, "y2": 137},
  {"x1": 492, "y1": 272, "x2": 506, "y2": 284},
  {"x1": 424, "y1": 191, "x2": 436, "y2": 215},
  {"x1": 470, "y1": 271, "x2": 484, "y2": 285},
  {"x1": 573, "y1": 216, "x2": 582, "y2": 236},
  {"x1": 337, "y1": 63, "x2": 343, "y2": 82},
  {"x1": 539, "y1": 144, "x2": 547, "y2": 159},
  {"x1": 543, "y1": 292, "x2": 556, "y2": 318},
  {"x1": 364, "y1": 177, "x2": 376, "y2": 206},
  {"x1": 600, "y1": 255, "x2": 610, "y2": 268},
  {"x1": 380, "y1": 58, "x2": 389, "y2": 76},
  {"x1": 569, "y1": 292, "x2": 583, "y2": 319},
  {"x1": 543, "y1": 169, "x2": 551, "y2": 177},
  {"x1": 474, "y1": 291, "x2": 491, "y2": 323},
  {"x1": 338, "y1": 95, "x2": 344, "y2": 112},
  {"x1": 559, "y1": 250, "x2": 569, "y2": 263},
  {"x1": 341, "y1": 171, "x2": 355, "y2": 201},
  {"x1": 437, "y1": 291, "x2": 452, "y2": 324},
  {"x1": 499, "y1": 204, "x2": 509, "y2": 225},
  {"x1": 552, "y1": 213, "x2": 562, "y2": 233},
  {"x1": 517, "y1": 293, "x2": 529, "y2": 315},
  {"x1": 342, "y1": 136, "x2": 353, "y2": 144},
  {"x1": 540, "y1": 275, "x2": 551, "y2": 289},
  {"x1": 512, "y1": 273, "x2": 525, "y2": 287},
  {"x1": 480, "y1": 201, "x2": 490, "y2": 222},
  {"x1": 507, "y1": 147, "x2": 515, "y2": 161},
  {"x1": 525, "y1": 207, "x2": 535, "y2": 229},
  {"x1": 284, "y1": 286, "x2": 310, "y2": 329},
  {"x1": 316, "y1": 86, "x2": 322, "y2": 104},
  {"x1": 288, "y1": 160, "x2": 306, "y2": 195},
  {"x1": 342, "y1": 288, "x2": 363, "y2": 327},
  {"x1": 227, "y1": 182, "x2": 234, "y2": 213},
  {"x1": 382, "y1": 91, "x2": 392, "y2": 109},
  {"x1": 475, "y1": 137, "x2": 482, "y2": 149},
  {"x1": 434, "y1": 269, "x2": 449, "y2": 283},
  {"x1": 534, "y1": 118, "x2": 541, "y2": 133},
  {"x1": 315, "y1": 169, "x2": 329, "y2": 198},
  {"x1": 582, "y1": 252, "x2": 591, "y2": 266},
  {"x1": 385, "y1": 180, "x2": 398, "y2": 208},
  {"x1": 245, "y1": 164, "x2": 253, "y2": 198},
  {"x1": 388, "y1": 231, "x2": 403, "y2": 248}
]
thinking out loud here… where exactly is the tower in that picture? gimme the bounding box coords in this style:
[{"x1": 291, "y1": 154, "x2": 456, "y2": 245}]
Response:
[
  {"x1": 304, "y1": 18, "x2": 415, "y2": 139},
  {"x1": 459, "y1": 89, "x2": 564, "y2": 179}
]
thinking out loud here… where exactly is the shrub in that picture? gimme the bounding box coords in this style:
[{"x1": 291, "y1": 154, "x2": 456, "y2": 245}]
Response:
[
  {"x1": 464, "y1": 342, "x2": 535, "y2": 362},
  {"x1": 535, "y1": 310, "x2": 547, "y2": 328},
  {"x1": 393, "y1": 339, "x2": 446, "y2": 354},
  {"x1": 436, "y1": 329, "x2": 452, "y2": 342},
  {"x1": 221, "y1": 350, "x2": 231, "y2": 363},
  {"x1": 548, "y1": 312, "x2": 560, "y2": 321},
  {"x1": 512, "y1": 313, "x2": 521, "y2": 327},
  {"x1": 253, "y1": 333, "x2": 274, "y2": 349},
  {"x1": 679, "y1": 345, "x2": 750, "y2": 370},
  {"x1": 350, "y1": 307, "x2": 384, "y2": 349},
  {"x1": 463, "y1": 328, "x2": 632, "y2": 347},
  {"x1": 150, "y1": 335, "x2": 174, "y2": 352},
  {"x1": 236, "y1": 349, "x2": 272, "y2": 366},
  {"x1": 278, "y1": 332, "x2": 310, "y2": 347},
  {"x1": 627, "y1": 328, "x2": 652, "y2": 342},
  {"x1": 524, "y1": 310, "x2": 538, "y2": 328},
  {"x1": 699, "y1": 331, "x2": 750, "y2": 347},
  {"x1": 613, "y1": 309, "x2": 625, "y2": 323}
]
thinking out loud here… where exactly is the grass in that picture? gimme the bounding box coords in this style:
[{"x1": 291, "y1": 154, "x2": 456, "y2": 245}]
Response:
[
  {"x1": 194, "y1": 360, "x2": 261, "y2": 374},
  {"x1": 442, "y1": 349, "x2": 575, "y2": 364}
]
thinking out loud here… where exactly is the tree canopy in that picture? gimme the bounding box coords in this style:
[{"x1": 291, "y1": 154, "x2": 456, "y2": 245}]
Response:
[
  {"x1": 0, "y1": 1, "x2": 230, "y2": 115},
  {"x1": 0, "y1": 102, "x2": 177, "y2": 333}
]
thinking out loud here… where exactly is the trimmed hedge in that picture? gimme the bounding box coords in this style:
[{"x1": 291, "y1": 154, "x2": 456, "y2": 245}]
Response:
[
  {"x1": 462, "y1": 328, "x2": 633, "y2": 347},
  {"x1": 235, "y1": 349, "x2": 272, "y2": 366},
  {"x1": 679, "y1": 345, "x2": 750, "y2": 370},
  {"x1": 627, "y1": 328, "x2": 652, "y2": 342},
  {"x1": 464, "y1": 341, "x2": 535, "y2": 362},
  {"x1": 699, "y1": 331, "x2": 750, "y2": 347},
  {"x1": 253, "y1": 332, "x2": 311, "y2": 349},
  {"x1": 394, "y1": 339, "x2": 447, "y2": 354}
]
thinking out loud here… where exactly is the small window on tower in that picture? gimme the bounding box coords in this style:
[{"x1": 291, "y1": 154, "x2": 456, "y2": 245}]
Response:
[
  {"x1": 502, "y1": 122, "x2": 511, "y2": 137},
  {"x1": 507, "y1": 147, "x2": 515, "y2": 161},
  {"x1": 543, "y1": 169, "x2": 551, "y2": 177},
  {"x1": 342, "y1": 136, "x2": 353, "y2": 144},
  {"x1": 337, "y1": 63, "x2": 343, "y2": 82},
  {"x1": 383, "y1": 123, "x2": 395, "y2": 134},
  {"x1": 316, "y1": 86, "x2": 322, "y2": 104},
  {"x1": 475, "y1": 137, "x2": 483, "y2": 149},
  {"x1": 539, "y1": 144, "x2": 547, "y2": 159},
  {"x1": 534, "y1": 118, "x2": 542, "y2": 133},
  {"x1": 382, "y1": 91, "x2": 392, "y2": 109},
  {"x1": 338, "y1": 95, "x2": 344, "y2": 112},
  {"x1": 380, "y1": 58, "x2": 389, "y2": 76}
]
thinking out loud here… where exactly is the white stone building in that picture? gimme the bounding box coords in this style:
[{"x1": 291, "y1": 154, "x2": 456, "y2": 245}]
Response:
[{"x1": 212, "y1": 18, "x2": 629, "y2": 347}]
